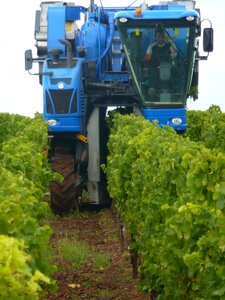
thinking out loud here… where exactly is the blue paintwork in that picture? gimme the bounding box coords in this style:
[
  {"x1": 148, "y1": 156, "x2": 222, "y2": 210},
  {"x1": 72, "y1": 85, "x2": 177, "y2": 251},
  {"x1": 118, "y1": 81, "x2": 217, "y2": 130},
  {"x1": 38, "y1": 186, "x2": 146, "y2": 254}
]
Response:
[
  {"x1": 114, "y1": 7, "x2": 199, "y2": 20},
  {"x1": 66, "y1": 6, "x2": 84, "y2": 21},
  {"x1": 142, "y1": 107, "x2": 186, "y2": 132},
  {"x1": 79, "y1": 21, "x2": 107, "y2": 61},
  {"x1": 48, "y1": 7, "x2": 66, "y2": 55},
  {"x1": 46, "y1": 117, "x2": 83, "y2": 133},
  {"x1": 43, "y1": 58, "x2": 85, "y2": 133}
]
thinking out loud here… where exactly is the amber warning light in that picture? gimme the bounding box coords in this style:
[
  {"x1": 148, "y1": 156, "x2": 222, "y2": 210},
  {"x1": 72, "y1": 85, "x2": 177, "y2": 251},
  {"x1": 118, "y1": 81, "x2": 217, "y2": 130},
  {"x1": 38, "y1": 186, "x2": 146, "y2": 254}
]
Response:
[{"x1": 135, "y1": 8, "x2": 142, "y2": 17}]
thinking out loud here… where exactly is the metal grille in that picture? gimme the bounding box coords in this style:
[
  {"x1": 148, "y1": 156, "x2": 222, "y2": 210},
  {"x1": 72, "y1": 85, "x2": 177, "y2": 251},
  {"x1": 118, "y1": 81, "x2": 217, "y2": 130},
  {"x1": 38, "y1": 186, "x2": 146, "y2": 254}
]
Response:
[
  {"x1": 70, "y1": 91, "x2": 77, "y2": 113},
  {"x1": 46, "y1": 89, "x2": 77, "y2": 114},
  {"x1": 48, "y1": 89, "x2": 73, "y2": 114},
  {"x1": 46, "y1": 92, "x2": 53, "y2": 114}
]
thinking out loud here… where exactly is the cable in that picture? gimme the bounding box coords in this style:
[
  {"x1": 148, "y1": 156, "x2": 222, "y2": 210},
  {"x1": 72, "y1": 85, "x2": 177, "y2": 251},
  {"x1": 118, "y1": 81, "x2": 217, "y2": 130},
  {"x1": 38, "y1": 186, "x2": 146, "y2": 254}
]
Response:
[
  {"x1": 127, "y1": 0, "x2": 138, "y2": 8},
  {"x1": 100, "y1": 0, "x2": 138, "y2": 9}
]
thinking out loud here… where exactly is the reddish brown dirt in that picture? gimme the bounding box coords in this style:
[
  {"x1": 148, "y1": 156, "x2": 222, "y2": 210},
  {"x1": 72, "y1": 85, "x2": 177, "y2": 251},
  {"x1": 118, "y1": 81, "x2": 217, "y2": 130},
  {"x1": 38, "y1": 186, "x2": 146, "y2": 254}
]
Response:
[{"x1": 42, "y1": 208, "x2": 149, "y2": 300}]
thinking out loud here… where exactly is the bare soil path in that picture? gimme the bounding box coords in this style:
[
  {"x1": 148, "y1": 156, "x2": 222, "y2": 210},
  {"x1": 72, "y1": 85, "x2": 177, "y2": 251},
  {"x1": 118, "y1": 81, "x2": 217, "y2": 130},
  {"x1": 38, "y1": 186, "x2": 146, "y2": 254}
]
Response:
[{"x1": 42, "y1": 208, "x2": 149, "y2": 300}]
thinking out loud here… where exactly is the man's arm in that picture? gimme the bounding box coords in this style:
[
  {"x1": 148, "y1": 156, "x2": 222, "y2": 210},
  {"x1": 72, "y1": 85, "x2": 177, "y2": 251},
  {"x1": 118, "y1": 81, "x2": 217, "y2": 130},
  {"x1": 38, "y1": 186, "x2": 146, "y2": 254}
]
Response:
[{"x1": 144, "y1": 42, "x2": 156, "y2": 62}]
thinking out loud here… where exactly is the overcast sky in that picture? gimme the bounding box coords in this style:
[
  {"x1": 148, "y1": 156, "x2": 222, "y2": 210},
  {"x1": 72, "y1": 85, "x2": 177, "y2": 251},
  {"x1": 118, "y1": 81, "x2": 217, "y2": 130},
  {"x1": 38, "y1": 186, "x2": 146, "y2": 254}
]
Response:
[{"x1": 0, "y1": 0, "x2": 223, "y2": 117}]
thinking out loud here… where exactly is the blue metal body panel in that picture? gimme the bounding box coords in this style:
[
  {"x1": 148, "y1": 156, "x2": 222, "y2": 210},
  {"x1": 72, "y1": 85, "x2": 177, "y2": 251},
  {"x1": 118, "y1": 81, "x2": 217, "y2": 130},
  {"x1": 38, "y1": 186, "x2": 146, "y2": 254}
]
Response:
[
  {"x1": 79, "y1": 21, "x2": 107, "y2": 61},
  {"x1": 110, "y1": 30, "x2": 122, "y2": 72},
  {"x1": 43, "y1": 58, "x2": 85, "y2": 133},
  {"x1": 48, "y1": 7, "x2": 66, "y2": 55},
  {"x1": 142, "y1": 107, "x2": 186, "y2": 132},
  {"x1": 66, "y1": 6, "x2": 83, "y2": 21},
  {"x1": 114, "y1": 9, "x2": 199, "y2": 20},
  {"x1": 103, "y1": 72, "x2": 129, "y2": 82},
  {"x1": 46, "y1": 117, "x2": 83, "y2": 133}
]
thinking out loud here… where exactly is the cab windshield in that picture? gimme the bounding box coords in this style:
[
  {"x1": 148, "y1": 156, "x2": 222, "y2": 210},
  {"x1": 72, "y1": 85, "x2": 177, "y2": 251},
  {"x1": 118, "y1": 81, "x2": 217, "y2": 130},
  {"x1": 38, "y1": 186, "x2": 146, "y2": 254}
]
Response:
[{"x1": 119, "y1": 24, "x2": 196, "y2": 107}]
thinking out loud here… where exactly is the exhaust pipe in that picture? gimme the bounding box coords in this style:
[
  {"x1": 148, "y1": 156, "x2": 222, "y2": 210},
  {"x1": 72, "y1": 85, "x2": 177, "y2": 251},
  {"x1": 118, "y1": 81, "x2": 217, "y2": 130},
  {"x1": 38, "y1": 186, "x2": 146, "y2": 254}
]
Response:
[
  {"x1": 90, "y1": 0, "x2": 94, "y2": 12},
  {"x1": 59, "y1": 39, "x2": 73, "y2": 68}
]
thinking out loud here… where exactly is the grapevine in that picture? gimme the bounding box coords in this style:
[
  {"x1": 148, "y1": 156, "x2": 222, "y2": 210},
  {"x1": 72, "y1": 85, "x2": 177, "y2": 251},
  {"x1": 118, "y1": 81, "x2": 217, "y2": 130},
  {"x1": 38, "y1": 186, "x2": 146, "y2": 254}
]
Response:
[
  {"x1": 105, "y1": 112, "x2": 225, "y2": 299},
  {"x1": 0, "y1": 113, "x2": 57, "y2": 299}
]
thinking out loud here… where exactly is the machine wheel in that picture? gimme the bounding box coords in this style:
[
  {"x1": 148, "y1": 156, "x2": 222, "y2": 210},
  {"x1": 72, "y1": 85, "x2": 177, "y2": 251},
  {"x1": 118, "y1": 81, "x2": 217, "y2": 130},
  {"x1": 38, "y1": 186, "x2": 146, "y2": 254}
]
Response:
[{"x1": 50, "y1": 147, "x2": 76, "y2": 215}]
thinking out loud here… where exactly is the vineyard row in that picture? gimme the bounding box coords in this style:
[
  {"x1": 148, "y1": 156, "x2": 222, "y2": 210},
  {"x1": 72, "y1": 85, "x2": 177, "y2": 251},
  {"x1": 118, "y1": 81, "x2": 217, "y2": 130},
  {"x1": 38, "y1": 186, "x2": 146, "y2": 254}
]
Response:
[{"x1": 105, "y1": 108, "x2": 225, "y2": 299}]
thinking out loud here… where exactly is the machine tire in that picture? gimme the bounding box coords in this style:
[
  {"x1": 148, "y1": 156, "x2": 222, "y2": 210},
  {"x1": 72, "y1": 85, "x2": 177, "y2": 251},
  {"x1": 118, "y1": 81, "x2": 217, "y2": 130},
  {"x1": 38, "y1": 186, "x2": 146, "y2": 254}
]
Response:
[{"x1": 50, "y1": 149, "x2": 75, "y2": 215}]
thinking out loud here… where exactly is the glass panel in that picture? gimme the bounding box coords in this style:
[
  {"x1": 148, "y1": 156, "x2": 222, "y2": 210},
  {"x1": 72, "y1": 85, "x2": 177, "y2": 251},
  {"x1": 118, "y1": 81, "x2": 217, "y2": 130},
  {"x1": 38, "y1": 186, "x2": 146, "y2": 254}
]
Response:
[{"x1": 120, "y1": 25, "x2": 194, "y2": 107}]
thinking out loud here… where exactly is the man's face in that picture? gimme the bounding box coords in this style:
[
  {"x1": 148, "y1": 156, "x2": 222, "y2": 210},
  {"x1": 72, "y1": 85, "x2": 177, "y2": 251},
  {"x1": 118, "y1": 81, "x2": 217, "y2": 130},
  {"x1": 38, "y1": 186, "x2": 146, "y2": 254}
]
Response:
[{"x1": 155, "y1": 32, "x2": 165, "y2": 45}]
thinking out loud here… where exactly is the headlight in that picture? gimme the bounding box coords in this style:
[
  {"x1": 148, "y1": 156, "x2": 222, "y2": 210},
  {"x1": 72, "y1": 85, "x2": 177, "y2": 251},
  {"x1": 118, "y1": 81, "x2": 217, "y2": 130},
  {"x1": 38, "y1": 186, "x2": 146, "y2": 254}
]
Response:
[
  {"x1": 186, "y1": 16, "x2": 194, "y2": 21},
  {"x1": 47, "y1": 119, "x2": 57, "y2": 126},
  {"x1": 172, "y1": 118, "x2": 182, "y2": 125},
  {"x1": 119, "y1": 17, "x2": 128, "y2": 23},
  {"x1": 57, "y1": 82, "x2": 65, "y2": 89}
]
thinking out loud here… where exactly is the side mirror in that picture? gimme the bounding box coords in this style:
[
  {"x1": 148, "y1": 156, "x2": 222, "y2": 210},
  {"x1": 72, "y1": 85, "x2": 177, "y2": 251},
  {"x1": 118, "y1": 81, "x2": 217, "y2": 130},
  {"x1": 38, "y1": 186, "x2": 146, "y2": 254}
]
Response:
[
  {"x1": 203, "y1": 28, "x2": 213, "y2": 52},
  {"x1": 25, "y1": 49, "x2": 33, "y2": 70}
]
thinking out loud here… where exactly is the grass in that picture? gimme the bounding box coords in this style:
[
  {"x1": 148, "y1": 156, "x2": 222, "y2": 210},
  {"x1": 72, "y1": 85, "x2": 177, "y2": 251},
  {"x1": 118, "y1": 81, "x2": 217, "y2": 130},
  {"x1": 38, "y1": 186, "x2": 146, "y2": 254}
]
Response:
[
  {"x1": 95, "y1": 288, "x2": 113, "y2": 299},
  {"x1": 57, "y1": 239, "x2": 89, "y2": 268},
  {"x1": 82, "y1": 280, "x2": 95, "y2": 287},
  {"x1": 57, "y1": 238, "x2": 111, "y2": 271},
  {"x1": 92, "y1": 251, "x2": 111, "y2": 270},
  {"x1": 71, "y1": 287, "x2": 113, "y2": 300}
]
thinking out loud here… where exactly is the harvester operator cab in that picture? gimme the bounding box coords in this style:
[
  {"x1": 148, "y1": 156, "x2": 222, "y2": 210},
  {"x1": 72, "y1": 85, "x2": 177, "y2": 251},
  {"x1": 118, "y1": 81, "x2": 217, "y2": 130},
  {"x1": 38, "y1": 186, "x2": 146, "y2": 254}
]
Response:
[{"x1": 115, "y1": 3, "x2": 214, "y2": 109}]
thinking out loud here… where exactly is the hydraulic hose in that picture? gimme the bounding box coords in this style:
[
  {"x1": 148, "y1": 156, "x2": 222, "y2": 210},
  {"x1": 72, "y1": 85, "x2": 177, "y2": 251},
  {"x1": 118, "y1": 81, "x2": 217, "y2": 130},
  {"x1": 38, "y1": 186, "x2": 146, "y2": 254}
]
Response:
[
  {"x1": 96, "y1": 11, "x2": 115, "y2": 78},
  {"x1": 99, "y1": 12, "x2": 114, "y2": 60}
]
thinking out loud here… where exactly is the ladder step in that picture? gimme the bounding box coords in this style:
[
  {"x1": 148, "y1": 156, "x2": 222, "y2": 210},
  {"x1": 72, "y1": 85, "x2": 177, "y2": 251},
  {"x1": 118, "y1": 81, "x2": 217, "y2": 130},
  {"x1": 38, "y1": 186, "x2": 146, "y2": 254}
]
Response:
[
  {"x1": 112, "y1": 36, "x2": 121, "y2": 41},
  {"x1": 112, "y1": 50, "x2": 122, "y2": 55}
]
